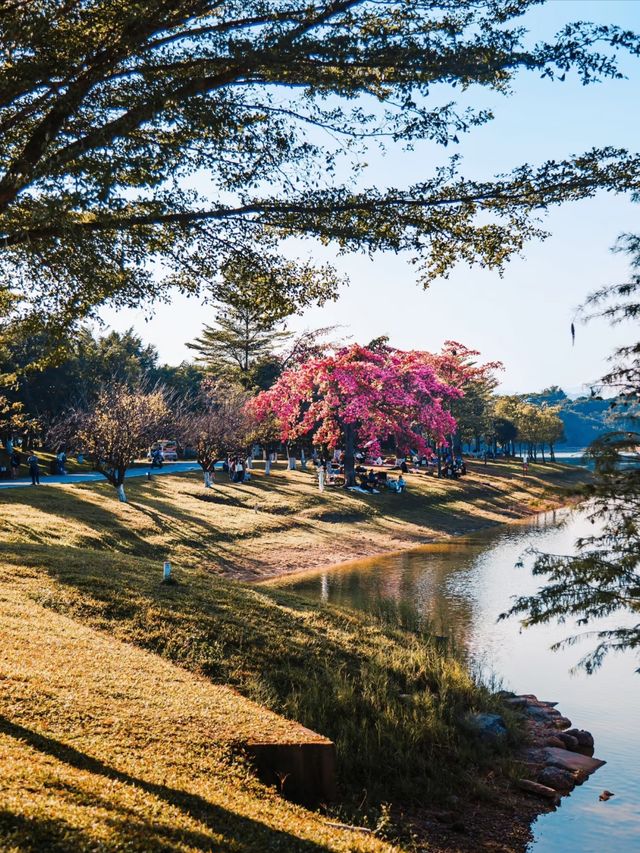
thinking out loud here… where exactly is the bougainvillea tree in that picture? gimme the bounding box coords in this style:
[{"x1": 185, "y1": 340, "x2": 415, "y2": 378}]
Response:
[{"x1": 251, "y1": 344, "x2": 459, "y2": 486}]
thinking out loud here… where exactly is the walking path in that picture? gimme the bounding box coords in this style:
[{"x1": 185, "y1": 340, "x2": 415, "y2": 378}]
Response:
[{"x1": 0, "y1": 460, "x2": 201, "y2": 489}]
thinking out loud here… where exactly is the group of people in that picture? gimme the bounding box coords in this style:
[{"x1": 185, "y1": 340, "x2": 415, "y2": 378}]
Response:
[
  {"x1": 9, "y1": 451, "x2": 42, "y2": 485},
  {"x1": 228, "y1": 457, "x2": 250, "y2": 483},
  {"x1": 441, "y1": 452, "x2": 466, "y2": 479},
  {"x1": 5, "y1": 448, "x2": 67, "y2": 484},
  {"x1": 312, "y1": 455, "x2": 407, "y2": 494}
]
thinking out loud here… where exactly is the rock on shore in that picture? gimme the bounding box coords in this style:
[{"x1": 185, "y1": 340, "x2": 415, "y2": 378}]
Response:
[{"x1": 497, "y1": 692, "x2": 605, "y2": 803}]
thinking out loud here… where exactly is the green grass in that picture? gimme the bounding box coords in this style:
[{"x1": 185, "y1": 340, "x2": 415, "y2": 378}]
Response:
[{"x1": 0, "y1": 461, "x2": 582, "y2": 850}]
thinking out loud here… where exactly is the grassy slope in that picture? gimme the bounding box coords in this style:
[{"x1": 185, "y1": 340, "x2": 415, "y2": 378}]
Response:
[
  {"x1": 2, "y1": 457, "x2": 586, "y2": 579},
  {"x1": 0, "y1": 461, "x2": 585, "y2": 850},
  {"x1": 0, "y1": 573, "x2": 389, "y2": 853}
]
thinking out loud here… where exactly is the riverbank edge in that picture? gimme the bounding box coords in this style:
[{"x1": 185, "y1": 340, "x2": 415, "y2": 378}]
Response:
[
  {"x1": 0, "y1": 466, "x2": 592, "y2": 853},
  {"x1": 257, "y1": 491, "x2": 587, "y2": 589},
  {"x1": 253, "y1": 483, "x2": 590, "y2": 852}
]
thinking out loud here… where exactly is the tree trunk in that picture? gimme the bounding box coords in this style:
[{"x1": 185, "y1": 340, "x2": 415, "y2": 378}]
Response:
[
  {"x1": 204, "y1": 470, "x2": 212, "y2": 488},
  {"x1": 117, "y1": 483, "x2": 127, "y2": 502},
  {"x1": 540, "y1": 444, "x2": 546, "y2": 463},
  {"x1": 265, "y1": 457, "x2": 272, "y2": 476},
  {"x1": 343, "y1": 422, "x2": 356, "y2": 487},
  {"x1": 550, "y1": 443, "x2": 555, "y2": 462}
]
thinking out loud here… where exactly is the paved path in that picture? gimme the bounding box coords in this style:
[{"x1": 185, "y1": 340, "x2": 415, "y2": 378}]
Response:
[{"x1": 0, "y1": 461, "x2": 202, "y2": 490}]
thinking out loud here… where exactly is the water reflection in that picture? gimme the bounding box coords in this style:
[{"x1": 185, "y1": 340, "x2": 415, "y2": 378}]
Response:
[{"x1": 281, "y1": 509, "x2": 640, "y2": 853}]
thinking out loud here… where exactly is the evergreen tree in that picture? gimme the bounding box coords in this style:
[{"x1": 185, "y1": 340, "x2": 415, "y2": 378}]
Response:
[
  {"x1": 503, "y1": 233, "x2": 640, "y2": 672},
  {"x1": 186, "y1": 253, "x2": 339, "y2": 388},
  {"x1": 188, "y1": 295, "x2": 291, "y2": 379}
]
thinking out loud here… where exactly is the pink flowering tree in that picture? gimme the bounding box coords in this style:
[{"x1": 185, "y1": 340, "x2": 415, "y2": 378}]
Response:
[{"x1": 251, "y1": 344, "x2": 459, "y2": 487}]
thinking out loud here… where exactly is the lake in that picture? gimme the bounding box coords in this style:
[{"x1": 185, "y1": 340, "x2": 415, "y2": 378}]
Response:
[{"x1": 280, "y1": 508, "x2": 640, "y2": 853}]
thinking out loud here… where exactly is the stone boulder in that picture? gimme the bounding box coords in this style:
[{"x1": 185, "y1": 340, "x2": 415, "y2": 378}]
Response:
[
  {"x1": 538, "y1": 766, "x2": 577, "y2": 792},
  {"x1": 556, "y1": 732, "x2": 580, "y2": 751},
  {"x1": 467, "y1": 713, "x2": 508, "y2": 743},
  {"x1": 565, "y1": 729, "x2": 595, "y2": 750},
  {"x1": 543, "y1": 747, "x2": 605, "y2": 775}
]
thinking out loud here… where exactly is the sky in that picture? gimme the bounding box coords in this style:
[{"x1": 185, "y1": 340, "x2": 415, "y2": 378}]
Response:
[{"x1": 100, "y1": 0, "x2": 640, "y2": 396}]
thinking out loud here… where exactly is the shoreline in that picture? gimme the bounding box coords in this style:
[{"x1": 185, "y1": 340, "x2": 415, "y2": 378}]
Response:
[
  {"x1": 199, "y1": 458, "x2": 590, "y2": 585},
  {"x1": 243, "y1": 475, "x2": 590, "y2": 853},
  {"x1": 258, "y1": 496, "x2": 584, "y2": 589},
  {"x1": 0, "y1": 460, "x2": 593, "y2": 853}
]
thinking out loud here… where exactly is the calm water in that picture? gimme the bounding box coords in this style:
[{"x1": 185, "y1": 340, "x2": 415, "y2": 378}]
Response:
[{"x1": 281, "y1": 509, "x2": 640, "y2": 853}]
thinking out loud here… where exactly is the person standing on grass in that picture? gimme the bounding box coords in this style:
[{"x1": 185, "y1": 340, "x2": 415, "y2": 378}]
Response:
[
  {"x1": 9, "y1": 449, "x2": 20, "y2": 479},
  {"x1": 27, "y1": 452, "x2": 40, "y2": 485}
]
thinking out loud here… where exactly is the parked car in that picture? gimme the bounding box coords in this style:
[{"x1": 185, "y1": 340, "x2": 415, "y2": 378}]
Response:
[{"x1": 148, "y1": 439, "x2": 179, "y2": 462}]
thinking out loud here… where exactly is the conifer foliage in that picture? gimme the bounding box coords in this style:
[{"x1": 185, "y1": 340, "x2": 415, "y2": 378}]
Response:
[{"x1": 503, "y1": 234, "x2": 640, "y2": 673}]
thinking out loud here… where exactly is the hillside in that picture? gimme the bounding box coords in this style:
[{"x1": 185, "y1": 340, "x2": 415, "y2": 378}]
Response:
[
  {"x1": 0, "y1": 573, "x2": 390, "y2": 853},
  {"x1": 0, "y1": 461, "x2": 587, "y2": 851},
  {"x1": 526, "y1": 387, "x2": 636, "y2": 447}
]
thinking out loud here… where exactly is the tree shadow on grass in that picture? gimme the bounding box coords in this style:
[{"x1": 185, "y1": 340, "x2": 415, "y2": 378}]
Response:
[
  {"x1": 0, "y1": 716, "x2": 333, "y2": 853},
  {"x1": 0, "y1": 484, "x2": 160, "y2": 559},
  {"x1": 0, "y1": 810, "x2": 101, "y2": 853}
]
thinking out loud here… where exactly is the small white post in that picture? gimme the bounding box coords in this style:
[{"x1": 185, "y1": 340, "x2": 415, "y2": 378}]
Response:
[{"x1": 163, "y1": 560, "x2": 172, "y2": 582}]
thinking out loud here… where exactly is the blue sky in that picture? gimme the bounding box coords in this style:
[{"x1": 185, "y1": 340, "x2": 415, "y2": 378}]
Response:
[{"x1": 101, "y1": 0, "x2": 640, "y2": 395}]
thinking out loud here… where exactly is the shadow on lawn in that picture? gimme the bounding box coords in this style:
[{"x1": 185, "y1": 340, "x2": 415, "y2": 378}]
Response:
[
  {"x1": 0, "y1": 484, "x2": 160, "y2": 558},
  {"x1": 0, "y1": 716, "x2": 334, "y2": 853}
]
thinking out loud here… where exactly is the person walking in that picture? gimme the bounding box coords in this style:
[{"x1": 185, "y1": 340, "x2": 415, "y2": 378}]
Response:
[
  {"x1": 9, "y1": 449, "x2": 20, "y2": 479},
  {"x1": 27, "y1": 452, "x2": 40, "y2": 485},
  {"x1": 56, "y1": 449, "x2": 67, "y2": 475}
]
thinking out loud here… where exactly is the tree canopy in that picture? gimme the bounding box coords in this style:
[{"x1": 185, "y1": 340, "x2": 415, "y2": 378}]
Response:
[
  {"x1": 252, "y1": 343, "x2": 459, "y2": 484},
  {"x1": 2, "y1": 1, "x2": 640, "y2": 329},
  {"x1": 51, "y1": 381, "x2": 172, "y2": 501}
]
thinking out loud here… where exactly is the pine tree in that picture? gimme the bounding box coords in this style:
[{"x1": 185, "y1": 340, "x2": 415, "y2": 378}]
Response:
[
  {"x1": 502, "y1": 234, "x2": 640, "y2": 673},
  {"x1": 187, "y1": 272, "x2": 293, "y2": 385}
]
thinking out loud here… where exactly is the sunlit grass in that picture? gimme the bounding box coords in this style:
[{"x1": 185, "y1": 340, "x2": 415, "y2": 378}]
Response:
[{"x1": 0, "y1": 460, "x2": 581, "y2": 849}]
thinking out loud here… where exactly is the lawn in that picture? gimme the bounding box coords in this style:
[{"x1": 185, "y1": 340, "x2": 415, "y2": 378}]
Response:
[{"x1": 0, "y1": 460, "x2": 585, "y2": 851}]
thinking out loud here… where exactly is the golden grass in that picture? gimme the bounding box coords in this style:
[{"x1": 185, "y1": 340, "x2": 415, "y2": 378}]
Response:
[
  {"x1": 0, "y1": 458, "x2": 588, "y2": 582},
  {"x1": 0, "y1": 571, "x2": 392, "y2": 852},
  {"x1": 0, "y1": 459, "x2": 584, "y2": 851}
]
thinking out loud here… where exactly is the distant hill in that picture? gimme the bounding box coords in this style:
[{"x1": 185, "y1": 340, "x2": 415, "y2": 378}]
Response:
[{"x1": 525, "y1": 386, "x2": 627, "y2": 448}]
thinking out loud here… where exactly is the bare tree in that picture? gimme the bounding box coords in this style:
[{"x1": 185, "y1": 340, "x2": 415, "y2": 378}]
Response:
[
  {"x1": 179, "y1": 379, "x2": 253, "y2": 488},
  {"x1": 52, "y1": 382, "x2": 171, "y2": 502}
]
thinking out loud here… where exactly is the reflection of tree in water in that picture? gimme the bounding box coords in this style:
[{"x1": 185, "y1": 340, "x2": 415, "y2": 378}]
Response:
[
  {"x1": 290, "y1": 513, "x2": 567, "y2": 660},
  {"x1": 293, "y1": 544, "x2": 487, "y2": 651}
]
